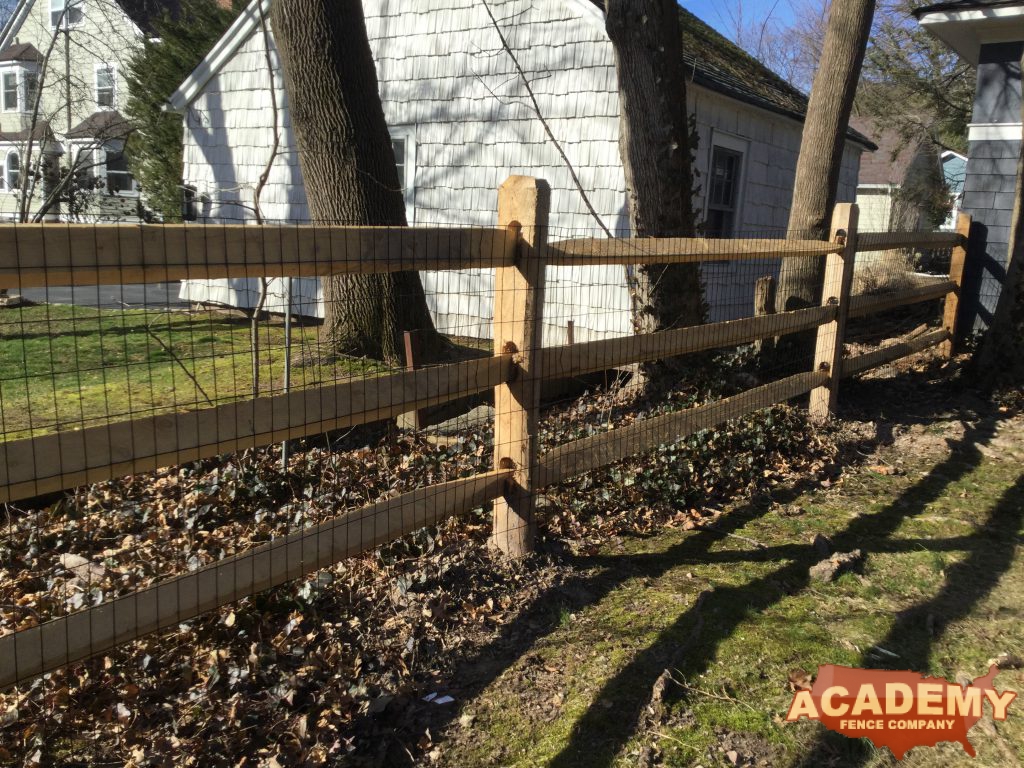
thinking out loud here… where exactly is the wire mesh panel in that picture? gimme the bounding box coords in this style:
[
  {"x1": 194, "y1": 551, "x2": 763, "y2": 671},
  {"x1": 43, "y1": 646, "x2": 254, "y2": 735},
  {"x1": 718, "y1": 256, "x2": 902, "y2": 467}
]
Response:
[
  {"x1": 0, "y1": 187, "x2": 971, "y2": 765},
  {"x1": 0, "y1": 219, "x2": 516, "y2": 686}
]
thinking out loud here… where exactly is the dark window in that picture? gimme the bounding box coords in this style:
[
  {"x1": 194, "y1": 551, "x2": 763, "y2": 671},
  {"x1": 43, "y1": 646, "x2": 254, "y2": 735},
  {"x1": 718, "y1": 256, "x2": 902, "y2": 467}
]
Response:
[
  {"x1": 104, "y1": 148, "x2": 134, "y2": 194},
  {"x1": 182, "y1": 185, "x2": 197, "y2": 221},
  {"x1": 6, "y1": 152, "x2": 20, "y2": 190},
  {"x1": 23, "y1": 71, "x2": 38, "y2": 111},
  {"x1": 706, "y1": 146, "x2": 743, "y2": 238}
]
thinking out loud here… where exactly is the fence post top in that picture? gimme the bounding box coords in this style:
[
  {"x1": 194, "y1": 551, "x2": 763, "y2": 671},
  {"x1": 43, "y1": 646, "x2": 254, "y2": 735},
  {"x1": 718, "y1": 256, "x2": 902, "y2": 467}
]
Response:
[
  {"x1": 499, "y1": 175, "x2": 549, "y2": 193},
  {"x1": 498, "y1": 176, "x2": 551, "y2": 235}
]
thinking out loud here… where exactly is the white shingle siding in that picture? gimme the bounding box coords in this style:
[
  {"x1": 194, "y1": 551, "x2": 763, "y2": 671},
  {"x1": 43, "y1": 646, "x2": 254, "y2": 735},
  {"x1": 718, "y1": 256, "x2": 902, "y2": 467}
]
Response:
[{"x1": 180, "y1": 0, "x2": 863, "y2": 345}]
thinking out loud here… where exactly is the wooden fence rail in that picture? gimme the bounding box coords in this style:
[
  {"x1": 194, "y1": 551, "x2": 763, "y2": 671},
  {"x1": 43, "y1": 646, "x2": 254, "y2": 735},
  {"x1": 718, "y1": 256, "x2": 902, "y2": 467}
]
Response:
[
  {"x1": 0, "y1": 224, "x2": 517, "y2": 288},
  {"x1": 0, "y1": 469, "x2": 512, "y2": 688},
  {"x1": 0, "y1": 175, "x2": 971, "y2": 689}
]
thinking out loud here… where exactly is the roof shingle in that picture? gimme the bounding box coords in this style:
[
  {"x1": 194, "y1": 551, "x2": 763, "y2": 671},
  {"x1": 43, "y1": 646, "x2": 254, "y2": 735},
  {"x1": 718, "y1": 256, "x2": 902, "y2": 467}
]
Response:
[
  {"x1": 591, "y1": 2, "x2": 875, "y2": 148},
  {"x1": 0, "y1": 41, "x2": 44, "y2": 62}
]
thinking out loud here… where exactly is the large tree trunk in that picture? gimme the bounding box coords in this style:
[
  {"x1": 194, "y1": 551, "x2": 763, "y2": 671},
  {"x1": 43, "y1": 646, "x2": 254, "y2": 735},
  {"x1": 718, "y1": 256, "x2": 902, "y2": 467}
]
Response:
[
  {"x1": 270, "y1": 0, "x2": 443, "y2": 366},
  {"x1": 777, "y1": 0, "x2": 875, "y2": 311},
  {"x1": 976, "y1": 53, "x2": 1024, "y2": 387},
  {"x1": 606, "y1": 0, "x2": 705, "y2": 346}
]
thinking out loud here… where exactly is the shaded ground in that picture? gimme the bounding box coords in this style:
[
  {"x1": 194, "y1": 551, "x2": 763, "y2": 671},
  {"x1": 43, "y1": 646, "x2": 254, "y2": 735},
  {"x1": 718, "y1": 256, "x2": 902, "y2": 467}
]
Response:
[
  {"x1": 1, "y1": 351, "x2": 1020, "y2": 767},
  {"x1": 433, "y1": 365, "x2": 1023, "y2": 767}
]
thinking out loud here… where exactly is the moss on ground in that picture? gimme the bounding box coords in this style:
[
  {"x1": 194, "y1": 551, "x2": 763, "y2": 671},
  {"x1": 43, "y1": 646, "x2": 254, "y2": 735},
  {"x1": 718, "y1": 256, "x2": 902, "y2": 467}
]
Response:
[{"x1": 444, "y1": 408, "x2": 1024, "y2": 767}]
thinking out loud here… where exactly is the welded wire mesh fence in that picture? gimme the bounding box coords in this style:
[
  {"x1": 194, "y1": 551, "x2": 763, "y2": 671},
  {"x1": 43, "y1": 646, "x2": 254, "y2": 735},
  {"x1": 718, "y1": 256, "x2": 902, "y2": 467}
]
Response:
[{"x1": 0, "y1": 180, "x2": 969, "y2": 699}]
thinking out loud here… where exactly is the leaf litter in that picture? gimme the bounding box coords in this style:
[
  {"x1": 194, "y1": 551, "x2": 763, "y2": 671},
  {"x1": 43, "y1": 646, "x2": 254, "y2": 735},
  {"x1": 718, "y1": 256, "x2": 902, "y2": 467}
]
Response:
[{"x1": 0, "y1": 366, "x2": 837, "y2": 766}]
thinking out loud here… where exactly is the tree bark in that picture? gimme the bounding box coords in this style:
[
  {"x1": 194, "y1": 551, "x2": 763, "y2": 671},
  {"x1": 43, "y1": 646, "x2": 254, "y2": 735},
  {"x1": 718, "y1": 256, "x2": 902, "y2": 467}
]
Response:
[
  {"x1": 606, "y1": 0, "x2": 705, "y2": 345},
  {"x1": 976, "y1": 53, "x2": 1024, "y2": 387},
  {"x1": 270, "y1": 0, "x2": 442, "y2": 365},
  {"x1": 778, "y1": 0, "x2": 875, "y2": 311}
]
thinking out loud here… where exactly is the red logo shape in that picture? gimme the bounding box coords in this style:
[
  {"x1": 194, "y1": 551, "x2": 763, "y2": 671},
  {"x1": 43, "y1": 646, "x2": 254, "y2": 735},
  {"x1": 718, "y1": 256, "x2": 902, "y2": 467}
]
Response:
[{"x1": 785, "y1": 665, "x2": 1017, "y2": 759}]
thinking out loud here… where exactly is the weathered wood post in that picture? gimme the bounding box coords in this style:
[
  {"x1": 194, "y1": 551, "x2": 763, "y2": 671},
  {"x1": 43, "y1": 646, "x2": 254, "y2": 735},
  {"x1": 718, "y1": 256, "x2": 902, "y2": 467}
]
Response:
[
  {"x1": 940, "y1": 212, "x2": 971, "y2": 358},
  {"x1": 492, "y1": 176, "x2": 549, "y2": 557},
  {"x1": 809, "y1": 202, "x2": 858, "y2": 421}
]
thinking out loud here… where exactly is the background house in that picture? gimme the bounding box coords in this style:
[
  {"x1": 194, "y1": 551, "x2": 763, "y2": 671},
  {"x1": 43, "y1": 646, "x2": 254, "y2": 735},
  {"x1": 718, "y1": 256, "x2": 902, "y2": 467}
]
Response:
[
  {"x1": 167, "y1": 0, "x2": 874, "y2": 345},
  {"x1": 940, "y1": 149, "x2": 968, "y2": 230},
  {"x1": 0, "y1": 0, "x2": 168, "y2": 222},
  {"x1": 915, "y1": 0, "x2": 1023, "y2": 335},
  {"x1": 852, "y1": 115, "x2": 955, "y2": 233}
]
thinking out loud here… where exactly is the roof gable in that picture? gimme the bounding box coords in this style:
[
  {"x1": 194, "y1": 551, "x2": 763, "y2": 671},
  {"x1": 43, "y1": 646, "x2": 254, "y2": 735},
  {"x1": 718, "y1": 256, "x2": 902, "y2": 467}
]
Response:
[
  {"x1": 166, "y1": 0, "x2": 874, "y2": 149},
  {"x1": 851, "y1": 116, "x2": 927, "y2": 185}
]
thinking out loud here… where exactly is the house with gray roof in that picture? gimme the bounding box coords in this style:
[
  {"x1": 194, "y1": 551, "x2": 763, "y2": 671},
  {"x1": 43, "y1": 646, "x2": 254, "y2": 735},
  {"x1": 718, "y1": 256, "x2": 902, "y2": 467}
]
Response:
[
  {"x1": 915, "y1": 0, "x2": 1023, "y2": 335},
  {"x1": 0, "y1": 0, "x2": 182, "y2": 222},
  {"x1": 167, "y1": 0, "x2": 874, "y2": 344}
]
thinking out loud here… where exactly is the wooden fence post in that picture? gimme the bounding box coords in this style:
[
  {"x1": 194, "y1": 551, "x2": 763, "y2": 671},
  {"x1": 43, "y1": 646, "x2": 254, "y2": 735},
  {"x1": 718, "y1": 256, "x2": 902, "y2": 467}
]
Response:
[
  {"x1": 809, "y1": 203, "x2": 858, "y2": 422},
  {"x1": 492, "y1": 176, "x2": 549, "y2": 557},
  {"x1": 940, "y1": 212, "x2": 971, "y2": 358}
]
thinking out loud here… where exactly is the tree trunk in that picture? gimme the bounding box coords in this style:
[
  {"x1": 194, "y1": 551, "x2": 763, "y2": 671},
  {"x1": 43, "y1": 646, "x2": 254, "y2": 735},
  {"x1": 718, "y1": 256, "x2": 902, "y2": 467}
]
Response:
[
  {"x1": 976, "y1": 53, "x2": 1024, "y2": 387},
  {"x1": 270, "y1": 0, "x2": 443, "y2": 366},
  {"x1": 778, "y1": 0, "x2": 875, "y2": 310},
  {"x1": 606, "y1": 0, "x2": 705, "y2": 346}
]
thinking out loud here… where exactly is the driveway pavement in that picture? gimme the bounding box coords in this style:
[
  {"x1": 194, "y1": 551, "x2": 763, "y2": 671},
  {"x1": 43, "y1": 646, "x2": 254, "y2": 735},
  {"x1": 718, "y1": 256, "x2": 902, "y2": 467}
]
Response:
[{"x1": 18, "y1": 282, "x2": 189, "y2": 310}]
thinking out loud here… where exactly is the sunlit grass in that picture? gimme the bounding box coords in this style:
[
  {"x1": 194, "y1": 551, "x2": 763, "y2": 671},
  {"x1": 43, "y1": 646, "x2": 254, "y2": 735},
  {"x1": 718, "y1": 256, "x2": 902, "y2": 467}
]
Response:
[{"x1": 0, "y1": 304, "x2": 390, "y2": 441}]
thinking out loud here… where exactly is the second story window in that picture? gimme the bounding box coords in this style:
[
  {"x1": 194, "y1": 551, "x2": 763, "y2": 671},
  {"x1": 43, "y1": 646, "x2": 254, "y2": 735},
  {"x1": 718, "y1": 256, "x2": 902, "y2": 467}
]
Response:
[
  {"x1": 50, "y1": 0, "x2": 84, "y2": 28},
  {"x1": 2, "y1": 72, "x2": 17, "y2": 111},
  {"x1": 96, "y1": 65, "x2": 115, "y2": 109},
  {"x1": 0, "y1": 68, "x2": 40, "y2": 113}
]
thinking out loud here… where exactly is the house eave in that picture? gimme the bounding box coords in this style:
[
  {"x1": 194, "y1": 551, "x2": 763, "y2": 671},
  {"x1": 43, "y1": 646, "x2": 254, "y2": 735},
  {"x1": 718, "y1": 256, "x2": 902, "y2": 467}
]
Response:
[
  {"x1": 916, "y1": 5, "x2": 1024, "y2": 65},
  {"x1": 0, "y1": 0, "x2": 35, "y2": 52},
  {"x1": 166, "y1": 0, "x2": 878, "y2": 157},
  {"x1": 165, "y1": 0, "x2": 272, "y2": 113}
]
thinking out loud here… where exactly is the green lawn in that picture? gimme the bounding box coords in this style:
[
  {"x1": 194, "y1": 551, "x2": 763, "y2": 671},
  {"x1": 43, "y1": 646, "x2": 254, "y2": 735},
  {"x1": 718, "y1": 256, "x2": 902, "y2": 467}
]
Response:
[
  {"x1": 0, "y1": 304, "x2": 386, "y2": 441},
  {"x1": 445, "y1": 408, "x2": 1024, "y2": 767}
]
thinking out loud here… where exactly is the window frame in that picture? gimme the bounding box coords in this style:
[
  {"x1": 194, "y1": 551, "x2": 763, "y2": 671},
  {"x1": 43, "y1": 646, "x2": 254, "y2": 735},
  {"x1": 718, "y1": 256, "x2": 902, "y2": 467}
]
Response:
[
  {"x1": 22, "y1": 69, "x2": 39, "y2": 114},
  {"x1": 703, "y1": 131, "x2": 748, "y2": 240},
  {"x1": 95, "y1": 63, "x2": 116, "y2": 110},
  {"x1": 2, "y1": 70, "x2": 18, "y2": 112},
  {"x1": 50, "y1": 0, "x2": 84, "y2": 29},
  {"x1": 0, "y1": 66, "x2": 41, "y2": 113},
  {"x1": 388, "y1": 127, "x2": 416, "y2": 225},
  {"x1": 68, "y1": 140, "x2": 138, "y2": 198},
  {"x1": 5, "y1": 151, "x2": 20, "y2": 191}
]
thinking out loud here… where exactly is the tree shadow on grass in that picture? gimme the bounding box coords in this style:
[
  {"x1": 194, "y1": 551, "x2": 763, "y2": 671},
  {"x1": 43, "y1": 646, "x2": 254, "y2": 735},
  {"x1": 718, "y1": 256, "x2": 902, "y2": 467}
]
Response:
[
  {"x1": 541, "y1": 414, "x2": 1005, "y2": 768},
  {"x1": 382, "y1": 373, "x2": 1003, "y2": 766},
  {"x1": 792, "y1": 470, "x2": 1024, "y2": 768}
]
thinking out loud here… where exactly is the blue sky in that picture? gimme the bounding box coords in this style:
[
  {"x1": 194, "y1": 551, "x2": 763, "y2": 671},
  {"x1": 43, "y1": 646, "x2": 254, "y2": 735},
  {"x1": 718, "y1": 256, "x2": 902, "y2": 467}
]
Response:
[{"x1": 680, "y1": 0, "x2": 798, "y2": 42}]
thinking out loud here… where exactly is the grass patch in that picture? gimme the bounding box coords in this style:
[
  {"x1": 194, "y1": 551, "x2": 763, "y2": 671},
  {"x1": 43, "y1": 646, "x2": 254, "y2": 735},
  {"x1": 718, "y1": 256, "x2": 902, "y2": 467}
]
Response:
[
  {"x1": 445, "y1": 414, "x2": 1024, "y2": 767},
  {"x1": 0, "y1": 304, "x2": 390, "y2": 441}
]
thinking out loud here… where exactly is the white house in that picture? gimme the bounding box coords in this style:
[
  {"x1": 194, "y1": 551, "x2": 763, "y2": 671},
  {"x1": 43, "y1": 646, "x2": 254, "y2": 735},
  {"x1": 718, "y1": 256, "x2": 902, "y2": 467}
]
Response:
[
  {"x1": 0, "y1": 0, "x2": 163, "y2": 222},
  {"x1": 167, "y1": 0, "x2": 873, "y2": 345}
]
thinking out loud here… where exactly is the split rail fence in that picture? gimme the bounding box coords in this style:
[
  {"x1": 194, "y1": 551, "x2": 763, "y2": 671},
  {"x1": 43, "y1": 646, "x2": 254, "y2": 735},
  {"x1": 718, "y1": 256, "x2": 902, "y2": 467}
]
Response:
[{"x1": 0, "y1": 175, "x2": 970, "y2": 689}]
